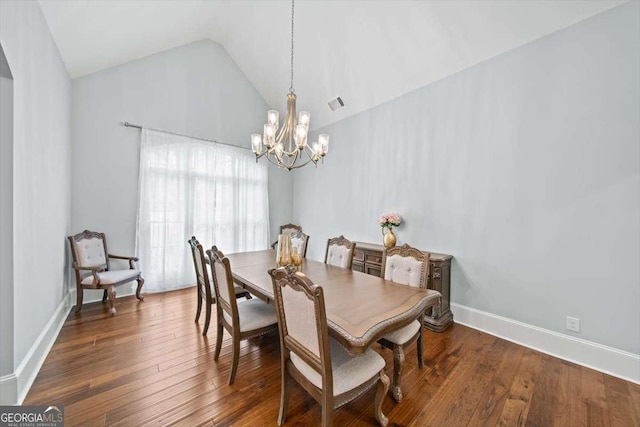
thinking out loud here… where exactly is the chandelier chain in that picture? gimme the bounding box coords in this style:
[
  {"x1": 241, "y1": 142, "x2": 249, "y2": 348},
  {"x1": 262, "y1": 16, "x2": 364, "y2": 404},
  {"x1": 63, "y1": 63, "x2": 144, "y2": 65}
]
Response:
[{"x1": 289, "y1": 0, "x2": 295, "y2": 93}]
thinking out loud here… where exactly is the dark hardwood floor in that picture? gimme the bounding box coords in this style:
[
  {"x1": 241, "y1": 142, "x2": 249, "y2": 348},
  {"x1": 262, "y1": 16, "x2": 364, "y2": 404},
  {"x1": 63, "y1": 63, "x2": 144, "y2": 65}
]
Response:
[{"x1": 25, "y1": 288, "x2": 639, "y2": 426}]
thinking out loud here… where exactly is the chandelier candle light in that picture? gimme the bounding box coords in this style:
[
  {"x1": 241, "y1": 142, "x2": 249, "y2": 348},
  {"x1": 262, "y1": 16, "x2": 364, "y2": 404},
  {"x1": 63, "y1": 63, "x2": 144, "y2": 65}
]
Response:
[{"x1": 251, "y1": 0, "x2": 329, "y2": 170}]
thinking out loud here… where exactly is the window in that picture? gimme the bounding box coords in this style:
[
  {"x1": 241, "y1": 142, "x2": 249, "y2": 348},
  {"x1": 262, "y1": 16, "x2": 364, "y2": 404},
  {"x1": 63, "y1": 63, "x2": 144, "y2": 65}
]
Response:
[{"x1": 136, "y1": 129, "x2": 269, "y2": 292}]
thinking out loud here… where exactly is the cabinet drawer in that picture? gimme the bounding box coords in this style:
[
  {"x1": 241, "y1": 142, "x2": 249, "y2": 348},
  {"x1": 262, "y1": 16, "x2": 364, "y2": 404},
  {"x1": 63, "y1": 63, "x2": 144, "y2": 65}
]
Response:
[
  {"x1": 365, "y1": 252, "x2": 382, "y2": 265},
  {"x1": 353, "y1": 250, "x2": 365, "y2": 261},
  {"x1": 352, "y1": 262, "x2": 364, "y2": 273},
  {"x1": 365, "y1": 265, "x2": 382, "y2": 277}
]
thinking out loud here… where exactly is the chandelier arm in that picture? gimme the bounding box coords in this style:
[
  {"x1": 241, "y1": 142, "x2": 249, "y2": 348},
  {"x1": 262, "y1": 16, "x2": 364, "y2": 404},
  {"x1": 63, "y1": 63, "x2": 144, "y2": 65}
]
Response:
[
  {"x1": 265, "y1": 154, "x2": 286, "y2": 169},
  {"x1": 302, "y1": 144, "x2": 320, "y2": 159},
  {"x1": 285, "y1": 156, "x2": 317, "y2": 170}
]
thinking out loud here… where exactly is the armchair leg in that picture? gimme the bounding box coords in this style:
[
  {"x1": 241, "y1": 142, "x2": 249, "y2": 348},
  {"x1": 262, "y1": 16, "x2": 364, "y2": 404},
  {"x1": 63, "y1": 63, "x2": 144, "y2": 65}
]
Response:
[
  {"x1": 107, "y1": 285, "x2": 117, "y2": 316},
  {"x1": 392, "y1": 345, "x2": 405, "y2": 402},
  {"x1": 135, "y1": 277, "x2": 144, "y2": 301},
  {"x1": 375, "y1": 370, "x2": 390, "y2": 427},
  {"x1": 75, "y1": 285, "x2": 84, "y2": 313}
]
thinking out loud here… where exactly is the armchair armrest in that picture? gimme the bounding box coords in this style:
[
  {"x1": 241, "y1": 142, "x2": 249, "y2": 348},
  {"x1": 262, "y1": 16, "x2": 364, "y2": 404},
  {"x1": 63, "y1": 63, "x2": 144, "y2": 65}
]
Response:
[
  {"x1": 72, "y1": 262, "x2": 104, "y2": 285},
  {"x1": 108, "y1": 254, "x2": 139, "y2": 269},
  {"x1": 72, "y1": 263, "x2": 104, "y2": 272},
  {"x1": 108, "y1": 254, "x2": 139, "y2": 261}
]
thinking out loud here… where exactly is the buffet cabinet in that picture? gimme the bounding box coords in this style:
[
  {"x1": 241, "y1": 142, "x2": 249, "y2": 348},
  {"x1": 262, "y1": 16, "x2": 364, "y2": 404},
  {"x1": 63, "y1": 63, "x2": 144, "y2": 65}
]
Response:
[{"x1": 352, "y1": 242, "x2": 453, "y2": 332}]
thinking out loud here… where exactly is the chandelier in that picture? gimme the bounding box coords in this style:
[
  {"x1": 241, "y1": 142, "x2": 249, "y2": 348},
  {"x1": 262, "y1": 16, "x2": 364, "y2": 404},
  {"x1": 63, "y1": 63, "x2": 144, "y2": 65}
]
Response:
[{"x1": 251, "y1": 0, "x2": 329, "y2": 171}]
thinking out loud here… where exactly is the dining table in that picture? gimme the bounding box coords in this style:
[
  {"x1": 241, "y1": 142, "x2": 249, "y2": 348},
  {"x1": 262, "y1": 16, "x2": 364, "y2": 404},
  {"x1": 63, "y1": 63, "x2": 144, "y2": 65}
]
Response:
[{"x1": 225, "y1": 249, "x2": 442, "y2": 356}]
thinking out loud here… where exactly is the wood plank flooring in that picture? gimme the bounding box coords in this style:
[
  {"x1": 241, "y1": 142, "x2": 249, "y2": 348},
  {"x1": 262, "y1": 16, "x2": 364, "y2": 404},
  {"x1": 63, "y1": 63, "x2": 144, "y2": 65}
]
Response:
[{"x1": 25, "y1": 289, "x2": 640, "y2": 426}]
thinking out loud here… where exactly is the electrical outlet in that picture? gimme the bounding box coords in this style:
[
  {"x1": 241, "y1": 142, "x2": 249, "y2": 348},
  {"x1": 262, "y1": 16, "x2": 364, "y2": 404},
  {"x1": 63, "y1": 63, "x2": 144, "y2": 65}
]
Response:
[{"x1": 566, "y1": 316, "x2": 581, "y2": 333}]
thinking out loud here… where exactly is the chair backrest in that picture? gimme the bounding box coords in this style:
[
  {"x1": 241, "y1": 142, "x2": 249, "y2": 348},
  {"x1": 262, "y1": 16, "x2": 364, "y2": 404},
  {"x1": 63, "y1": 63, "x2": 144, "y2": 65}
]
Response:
[
  {"x1": 188, "y1": 236, "x2": 213, "y2": 304},
  {"x1": 270, "y1": 267, "x2": 333, "y2": 394},
  {"x1": 68, "y1": 230, "x2": 110, "y2": 270},
  {"x1": 207, "y1": 246, "x2": 239, "y2": 328},
  {"x1": 381, "y1": 243, "x2": 430, "y2": 288},
  {"x1": 280, "y1": 223, "x2": 302, "y2": 236},
  {"x1": 290, "y1": 231, "x2": 310, "y2": 258},
  {"x1": 324, "y1": 235, "x2": 356, "y2": 269}
]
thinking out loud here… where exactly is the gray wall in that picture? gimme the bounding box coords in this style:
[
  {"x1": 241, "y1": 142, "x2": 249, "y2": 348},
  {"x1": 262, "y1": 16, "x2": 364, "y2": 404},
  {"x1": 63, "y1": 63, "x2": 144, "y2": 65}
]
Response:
[
  {"x1": 72, "y1": 39, "x2": 292, "y2": 299},
  {"x1": 294, "y1": 3, "x2": 639, "y2": 354},
  {"x1": 0, "y1": 0, "x2": 72, "y2": 368},
  {"x1": 0, "y1": 48, "x2": 14, "y2": 377}
]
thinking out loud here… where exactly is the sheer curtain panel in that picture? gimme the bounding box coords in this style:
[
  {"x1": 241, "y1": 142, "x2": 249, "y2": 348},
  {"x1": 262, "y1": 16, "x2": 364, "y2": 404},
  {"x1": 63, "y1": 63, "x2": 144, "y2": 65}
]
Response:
[{"x1": 136, "y1": 129, "x2": 269, "y2": 292}]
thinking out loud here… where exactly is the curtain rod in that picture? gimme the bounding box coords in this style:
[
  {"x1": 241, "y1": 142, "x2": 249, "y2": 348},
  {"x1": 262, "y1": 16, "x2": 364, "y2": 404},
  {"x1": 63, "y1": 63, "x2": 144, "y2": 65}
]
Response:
[{"x1": 122, "y1": 121, "x2": 250, "y2": 151}]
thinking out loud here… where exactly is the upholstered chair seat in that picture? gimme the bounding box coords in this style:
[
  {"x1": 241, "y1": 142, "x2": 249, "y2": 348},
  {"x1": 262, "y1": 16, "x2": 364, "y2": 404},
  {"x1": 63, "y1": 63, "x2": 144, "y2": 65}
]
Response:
[
  {"x1": 290, "y1": 337, "x2": 385, "y2": 396},
  {"x1": 223, "y1": 299, "x2": 277, "y2": 332},
  {"x1": 378, "y1": 243, "x2": 432, "y2": 403},
  {"x1": 324, "y1": 236, "x2": 356, "y2": 269},
  {"x1": 68, "y1": 230, "x2": 144, "y2": 316},
  {"x1": 382, "y1": 320, "x2": 421, "y2": 345},
  {"x1": 81, "y1": 269, "x2": 141, "y2": 286}
]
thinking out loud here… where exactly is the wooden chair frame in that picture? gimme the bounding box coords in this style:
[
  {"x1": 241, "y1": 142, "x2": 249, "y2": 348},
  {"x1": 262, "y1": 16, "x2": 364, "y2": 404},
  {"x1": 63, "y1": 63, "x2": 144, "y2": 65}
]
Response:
[
  {"x1": 68, "y1": 230, "x2": 144, "y2": 316},
  {"x1": 379, "y1": 243, "x2": 430, "y2": 402},
  {"x1": 188, "y1": 236, "x2": 250, "y2": 336},
  {"x1": 280, "y1": 223, "x2": 302, "y2": 234},
  {"x1": 323, "y1": 235, "x2": 356, "y2": 269},
  {"x1": 208, "y1": 246, "x2": 277, "y2": 385},
  {"x1": 270, "y1": 267, "x2": 389, "y2": 427}
]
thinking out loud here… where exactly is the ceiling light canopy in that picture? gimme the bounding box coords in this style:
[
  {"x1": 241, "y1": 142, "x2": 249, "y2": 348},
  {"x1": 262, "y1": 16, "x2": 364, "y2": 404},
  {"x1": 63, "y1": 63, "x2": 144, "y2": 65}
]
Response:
[{"x1": 251, "y1": 0, "x2": 329, "y2": 171}]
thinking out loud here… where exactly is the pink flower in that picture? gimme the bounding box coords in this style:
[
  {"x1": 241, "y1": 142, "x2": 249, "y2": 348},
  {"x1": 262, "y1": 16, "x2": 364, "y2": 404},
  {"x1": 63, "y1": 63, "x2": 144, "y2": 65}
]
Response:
[{"x1": 378, "y1": 212, "x2": 403, "y2": 228}]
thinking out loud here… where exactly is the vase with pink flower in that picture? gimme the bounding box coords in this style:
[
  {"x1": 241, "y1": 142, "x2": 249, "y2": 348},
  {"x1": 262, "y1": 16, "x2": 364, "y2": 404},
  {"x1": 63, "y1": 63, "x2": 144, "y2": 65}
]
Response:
[{"x1": 378, "y1": 212, "x2": 402, "y2": 248}]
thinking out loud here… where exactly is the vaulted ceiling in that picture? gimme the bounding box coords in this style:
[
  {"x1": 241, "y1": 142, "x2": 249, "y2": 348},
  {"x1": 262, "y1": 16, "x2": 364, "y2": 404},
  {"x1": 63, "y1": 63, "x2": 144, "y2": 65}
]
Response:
[{"x1": 39, "y1": 0, "x2": 623, "y2": 130}]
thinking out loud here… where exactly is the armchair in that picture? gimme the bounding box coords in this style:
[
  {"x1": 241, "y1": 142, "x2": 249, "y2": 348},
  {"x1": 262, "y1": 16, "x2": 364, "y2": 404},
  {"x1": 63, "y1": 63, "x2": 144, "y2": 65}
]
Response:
[{"x1": 68, "y1": 230, "x2": 144, "y2": 316}]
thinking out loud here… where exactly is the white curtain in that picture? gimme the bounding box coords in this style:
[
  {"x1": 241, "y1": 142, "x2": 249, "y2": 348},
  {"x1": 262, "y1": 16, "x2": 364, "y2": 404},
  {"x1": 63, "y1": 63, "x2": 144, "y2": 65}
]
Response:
[{"x1": 136, "y1": 129, "x2": 269, "y2": 293}]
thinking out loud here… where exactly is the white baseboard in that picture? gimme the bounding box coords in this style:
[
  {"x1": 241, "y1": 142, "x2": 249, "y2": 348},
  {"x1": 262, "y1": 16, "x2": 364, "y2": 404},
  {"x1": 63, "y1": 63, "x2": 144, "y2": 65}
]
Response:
[
  {"x1": 0, "y1": 373, "x2": 17, "y2": 405},
  {"x1": 451, "y1": 302, "x2": 640, "y2": 384},
  {"x1": 5, "y1": 291, "x2": 74, "y2": 405},
  {"x1": 69, "y1": 285, "x2": 135, "y2": 306}
]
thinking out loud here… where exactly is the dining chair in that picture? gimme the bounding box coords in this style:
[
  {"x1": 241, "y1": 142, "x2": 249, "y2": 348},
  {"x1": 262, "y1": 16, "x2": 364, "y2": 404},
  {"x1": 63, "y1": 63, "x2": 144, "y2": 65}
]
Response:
[
  {"x1": 271, "y1": 223, "x2": 303, "y2": 249},
  {"x1": 290, "y1": 231, "x2": 309, "y2": 258},
  {"x1": 379, "y1": 243, "x2": 430, "y2": 403},
  {"x1": 323, "y1": 236, "x2": 356, "y2": 269},
  {"x1": 68, "y1": 230, "x2": 144, "y2": 316},
  {"x1": 208, "y1": 246, "x2": 278, "y2": 385},
  {"x1": 269, "y1": 267, "x2": 390, "y2": 427},
  {"x1": 187, "y1": 236, "x2": 251, "y2": 336}
]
